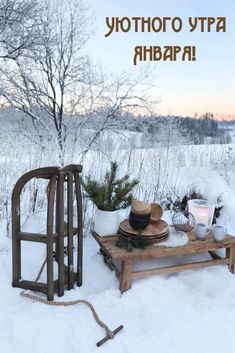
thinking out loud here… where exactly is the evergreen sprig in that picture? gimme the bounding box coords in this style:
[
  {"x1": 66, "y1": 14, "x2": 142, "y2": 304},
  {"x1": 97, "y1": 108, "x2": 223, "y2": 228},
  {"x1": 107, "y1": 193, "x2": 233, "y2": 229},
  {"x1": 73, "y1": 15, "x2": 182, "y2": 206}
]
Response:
[
  {"x1": 116, "y1": 235, "x2": 150, "y2": 252},
  {"x1": 82, "y1": 162, "x2": 139, "y2": 211}
]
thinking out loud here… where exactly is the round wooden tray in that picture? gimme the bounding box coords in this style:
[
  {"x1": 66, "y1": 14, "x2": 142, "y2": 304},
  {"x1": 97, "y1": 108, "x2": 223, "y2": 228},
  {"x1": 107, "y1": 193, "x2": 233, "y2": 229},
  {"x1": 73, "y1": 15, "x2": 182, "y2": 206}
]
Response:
[
  {"x1": 118, "y1": 229, "x2": 169, "y2": 244},
  {"x1": 119, "y1": 219, "x2": 169, "y2": 237},
  {"x1": 118, "y1": 228, "x2": 169, "y2": 240}
]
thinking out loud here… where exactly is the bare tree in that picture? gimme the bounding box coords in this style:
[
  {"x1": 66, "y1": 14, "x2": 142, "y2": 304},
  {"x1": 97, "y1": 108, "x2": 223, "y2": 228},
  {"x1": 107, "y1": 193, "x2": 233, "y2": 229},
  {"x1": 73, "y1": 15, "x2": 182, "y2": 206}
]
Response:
[
  {"x1": 0, "y1": 0, "x2": 95, "y2": 164},
  {"x1": 0, "y1": 0, "x2": 156, "y2": 165},
  {"x1": 0, "y1": 0, "x2": 40, "y2": 59},
  {"x1": 82, "y1": 69, "x2": 156, "y2": 156},
  {"x1": 156, "y1": 117, "x2": 191, "y2": 147}
]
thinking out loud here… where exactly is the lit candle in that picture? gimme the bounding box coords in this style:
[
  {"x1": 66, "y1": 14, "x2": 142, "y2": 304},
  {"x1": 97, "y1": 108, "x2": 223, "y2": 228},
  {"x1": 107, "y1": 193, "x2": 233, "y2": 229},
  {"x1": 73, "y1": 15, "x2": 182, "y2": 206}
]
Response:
[{"x1": 188, "y1": 199, "x2": 215, "y2": 229}]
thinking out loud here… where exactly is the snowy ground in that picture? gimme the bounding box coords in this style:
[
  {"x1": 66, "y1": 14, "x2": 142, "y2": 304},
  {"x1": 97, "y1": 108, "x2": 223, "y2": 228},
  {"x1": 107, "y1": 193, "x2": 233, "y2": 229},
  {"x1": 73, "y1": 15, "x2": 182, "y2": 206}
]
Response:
[
  {"x1": 1, "y1": 209, "x2": 235, "y2": 353},
  {"x1": 1, "y1": 141, "x2": 235, "y2": 352}
]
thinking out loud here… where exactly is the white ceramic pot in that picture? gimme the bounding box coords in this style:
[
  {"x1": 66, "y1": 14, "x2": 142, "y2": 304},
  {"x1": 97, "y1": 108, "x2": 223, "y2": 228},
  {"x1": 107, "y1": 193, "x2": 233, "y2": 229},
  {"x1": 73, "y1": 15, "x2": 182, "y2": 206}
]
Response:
[{"x1": 94, "y1": 209, "x2": 119, "y2": 236}]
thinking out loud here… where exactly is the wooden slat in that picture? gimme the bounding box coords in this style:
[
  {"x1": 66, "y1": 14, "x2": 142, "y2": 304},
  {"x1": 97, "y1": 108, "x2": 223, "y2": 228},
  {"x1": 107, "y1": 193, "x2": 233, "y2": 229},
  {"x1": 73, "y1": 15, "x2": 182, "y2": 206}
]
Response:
[
  {"x1": 17, "y1": 228, "x2": 78, "y2": 242},
  {"x1": 75, "y1": 171, "x2": 83, "y2": 287},
  {"x1": 92, "y1": 231, "x2": 235, "y2": 261},
  {"x1": 15, "y1": 280, "x2": 47, "y2": 292},
  {"x1": 92, "y1": 232, "x2": 117, "y2": 243},
  {"x1": 131, "y1": 258, "x2": 229, "y2": 278},
  {"x1": 12, "y1": 172, "x2": 22, "y2": 285},
  {"x1": 67, "y1": 172, "x2": 74, "y2": 290},
  {"x1": 92, "y1": 231, "x2": 115, "y2": 260},
  {"x1": 93, "y1": 230, "x2": 235, "y2": 294},
  {"x1": 14, "y1": 280, "x2": 60, "y2": 295},
  {"x1": 46, "y1": 176, "x2": 57, "y2": 301},
  {"x1": 228, "y1": 246, "x2": 235, "y2": 273},
  {"x1": 57, "y1": 173, "x2": 65, "y2": 297},
  {"x1": 12, "y1": 237, "x2": 21, "y2": 286},
  {"x1": 17, "y1": 232, "x2": 57, "y2": 243},
  {"x1": 120, "y1": 259, "x2": 132, "y2": 293}
]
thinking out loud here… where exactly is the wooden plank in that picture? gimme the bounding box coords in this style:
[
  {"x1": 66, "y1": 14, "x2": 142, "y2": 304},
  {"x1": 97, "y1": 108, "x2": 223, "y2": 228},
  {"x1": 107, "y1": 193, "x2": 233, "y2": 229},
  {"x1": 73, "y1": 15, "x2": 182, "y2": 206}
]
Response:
[
  {"x1": 46, "y1": 176, "x2": 57, "y2": 301},
  {"x1": 12, "y1": 238, "x2": 21, "y2": 286},
  {"x1": 92, "y1": 230, "x2": 235, "y2": 294},
  {"x1": 15, "y1": 279, "x2": 60, "y2": 295},
  {"x1": 12, "y1": 179, "x2": 21, "y2": 286},
  {"x1": 15, "y1": 280, "x2": 48, "y2": 293},
  {"x1": 92, "y1": 233, "x2": 235, "y2": 261},
  {"x1": 92, "y1": 231, "x2": 119, "y2": 260},
  {"x1": 92, "y1": 231, "x2": 116, "y2": 243},
  {"x1": 57, "y1": 173, "x2": 65, "y2": 297},
  {"x1": 228, "y1": 246, "x2": 235, "y2": 274},
  {"x1": 119, "y1": 259, "x2": 132, "y2": 293},
  {"x1": 74, "y1": 171, "x2": 83, "y2": 287},
  {"x1": 17, "y1": 232, "x2": 57, "y2": 243},
  {"x1": 67, "y1": 172, "x2": 74, "y2": 290},
  {"x1": 132, "y1": 258, "x2": 229, "y2": 278}
]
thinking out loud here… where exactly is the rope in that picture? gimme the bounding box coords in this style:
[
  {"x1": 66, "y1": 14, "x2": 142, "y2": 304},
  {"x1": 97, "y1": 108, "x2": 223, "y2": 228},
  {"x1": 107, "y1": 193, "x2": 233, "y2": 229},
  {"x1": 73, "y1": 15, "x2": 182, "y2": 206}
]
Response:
[{"x1": 20, "y1": 259, "x2": 115, "y2": 340}]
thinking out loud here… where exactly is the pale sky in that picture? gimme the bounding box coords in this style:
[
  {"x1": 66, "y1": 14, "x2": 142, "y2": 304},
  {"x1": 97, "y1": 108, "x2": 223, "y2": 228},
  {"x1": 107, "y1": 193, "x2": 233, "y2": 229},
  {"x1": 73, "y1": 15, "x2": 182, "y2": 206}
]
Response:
[{"x1": 87, "y1": 0, "x2": 235, "y2": 118}]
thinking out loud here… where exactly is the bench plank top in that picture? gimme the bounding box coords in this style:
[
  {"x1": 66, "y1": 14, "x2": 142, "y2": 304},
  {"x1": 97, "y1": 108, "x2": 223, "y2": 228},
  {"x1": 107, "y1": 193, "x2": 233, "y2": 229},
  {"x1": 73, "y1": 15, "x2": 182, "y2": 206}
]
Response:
[{"x1": 92, "y1": 229, "x2": 235, "y2": 261}]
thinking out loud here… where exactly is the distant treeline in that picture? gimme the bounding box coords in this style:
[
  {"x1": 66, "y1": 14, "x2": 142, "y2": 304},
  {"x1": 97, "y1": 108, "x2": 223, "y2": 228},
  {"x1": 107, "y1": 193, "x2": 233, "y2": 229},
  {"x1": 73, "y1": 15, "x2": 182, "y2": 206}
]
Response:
[
  {"x1": 104, "y1": 112, "x2": 232, "y2": 145},
  {"x1": 0, "y1": 106, "x2": 233, "y2": 146}
]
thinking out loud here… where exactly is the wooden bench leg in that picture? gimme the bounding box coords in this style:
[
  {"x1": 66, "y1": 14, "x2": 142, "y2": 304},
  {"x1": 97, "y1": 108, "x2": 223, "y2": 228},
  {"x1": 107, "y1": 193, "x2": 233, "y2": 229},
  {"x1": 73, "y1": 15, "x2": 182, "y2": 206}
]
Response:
[
  {"x1": 120, "y1": 259, "x2": 132, "y2": 293},
  {"x1": 227, "y1": 246, "x2": 235, "y2": 274}
]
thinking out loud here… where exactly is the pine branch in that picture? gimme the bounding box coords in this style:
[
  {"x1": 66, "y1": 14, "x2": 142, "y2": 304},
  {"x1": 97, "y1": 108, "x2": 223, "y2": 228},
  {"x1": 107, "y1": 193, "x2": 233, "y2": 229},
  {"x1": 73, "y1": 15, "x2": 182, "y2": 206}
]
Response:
[{"x1": 82, "y1": 161, "x2": 138, "y2": 211}]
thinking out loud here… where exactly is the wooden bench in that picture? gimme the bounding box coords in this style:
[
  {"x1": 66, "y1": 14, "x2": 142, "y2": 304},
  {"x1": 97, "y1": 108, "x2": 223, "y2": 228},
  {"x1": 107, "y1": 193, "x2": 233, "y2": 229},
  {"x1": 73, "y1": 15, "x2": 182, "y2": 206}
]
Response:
[{"x1": 92, "y1": 229, "x2": 235, "y2": 293}]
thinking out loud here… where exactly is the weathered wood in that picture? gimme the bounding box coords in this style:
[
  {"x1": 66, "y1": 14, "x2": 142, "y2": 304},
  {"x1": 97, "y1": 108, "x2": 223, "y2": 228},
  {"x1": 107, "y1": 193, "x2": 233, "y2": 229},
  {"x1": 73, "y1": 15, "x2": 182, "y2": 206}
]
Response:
[
  {"x1": 92, "y1": 230, "x2": 235, "y2": 293},
  {"x1": 120, "y1": 259, "x2": 132, "y2": 293},
  {"x1": 17, "y1": 232, "x2": 57, "y2": 243},
  {"x1": 12, "y1": 175, "x2": 21, "y2": 286},
  {"x1": 132, "y1": 258, "x2": 229, "y2": 278},
  {"x1": 92, "y1": 231, "x2": 235, "y2": 261},
  {"x1": 74, "y1": 170, "x2": 83, "y2": 287},
  {"x1": 57, "y1": 172, "x2": 65, "y2": 297},
  {"x1": 14, "y1": 280, "x2": 48, "y2": 293},
  {"x1": 17, "y1": 227, "x2": 77, "y2": 243},
  {"x1": 228, "y1": 246, "x2": 235, "y2": 274},
  {"x1": 12, "y1": 167, "x2": 60, "y2": 292},
  {"x1": 12, "y1": 238, "x2": 21, "y2": 286},
  {"x1": 46, "y1": 176, "x2": 57, "y2": 301},
  {"x1": 12, "y1": 165, "x2": 83, "y2": 300},
  {"x1": 67, "y1": 172, "x2": 74, "y2": 290},
  {"x1": 14, "y1": 279, "x2": 61, "y2": 294}
]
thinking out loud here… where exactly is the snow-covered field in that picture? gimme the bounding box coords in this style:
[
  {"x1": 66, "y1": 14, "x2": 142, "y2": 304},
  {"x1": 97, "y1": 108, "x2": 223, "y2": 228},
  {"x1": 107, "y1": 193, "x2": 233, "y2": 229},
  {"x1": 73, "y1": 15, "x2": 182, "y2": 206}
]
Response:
[
  {"x1": 1, "y1": 218, "x2": 235, "y2": 353},
  {"x1": 1, "y1": 140, "x2": 235, "y2": 353}
]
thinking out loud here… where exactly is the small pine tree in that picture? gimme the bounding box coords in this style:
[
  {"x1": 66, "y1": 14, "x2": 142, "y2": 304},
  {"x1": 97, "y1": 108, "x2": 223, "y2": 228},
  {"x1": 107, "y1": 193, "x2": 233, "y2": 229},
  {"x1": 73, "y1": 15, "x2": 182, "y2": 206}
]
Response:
[{"x1": 82, "y1": 162, "x2": 139, "y2": 211}]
